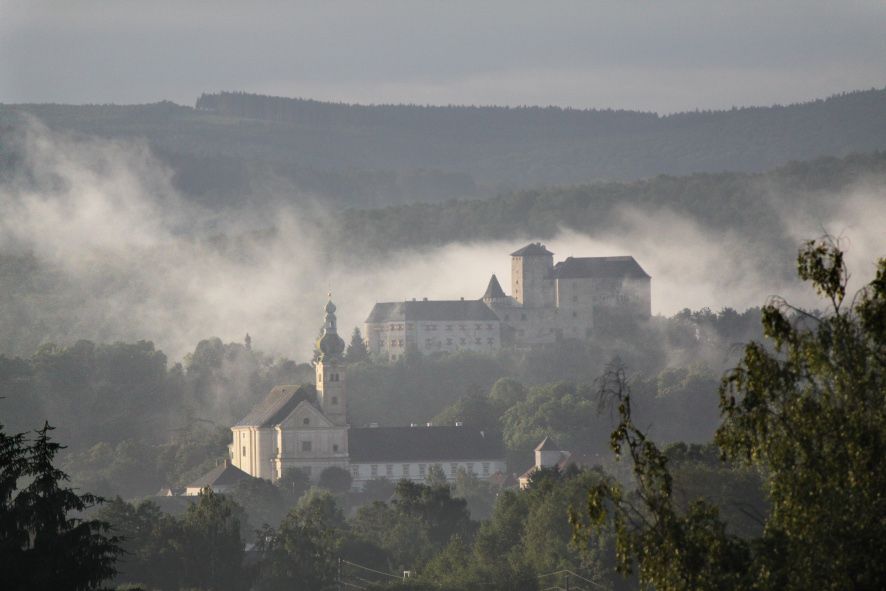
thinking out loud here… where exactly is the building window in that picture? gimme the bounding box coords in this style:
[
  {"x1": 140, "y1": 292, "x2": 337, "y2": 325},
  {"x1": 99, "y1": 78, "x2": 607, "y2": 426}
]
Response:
[
  {"x1": 402, "y1": 464, "x2": 410, "y2": 476},
  {"x1": 303, "y1": 418, "x2": 310, "y2": 425},
  {"x1": 466, "y1": 463, "x2": 474, "y2": 474},
  {"x1": 352, "y1": 466, "x2": 360, "y2": 478},
  {"x1": 242, "y1": 446, "x2": 246, "y2": 457},
  {"x1": 333, "y1": 444, "x2": 339, "y2": 452},
  {"x1": 386, "y1": 464, "x2": 394, "y2": 477},
  {"x1": 331, "y1": 396, "x2": 338, "y2": 405},
  {"x1": 572, "y1": 311, "x2": 578, "y2": 318},
  {"x1": 487, "y1": 338, "x2": 494, "y2": 345},
  {"x1": 474, "y1": 337, "x2": 481, "y2": 345},
  {"x1": 419, "y1": 464, "x2": 426, "y2": 477},
  {"x1": 446, "y1": 338, "x2": 453, "y2": 346},
  {"x1": 482, "y1": 462, "x2": 490, "y2": 476},
  {"x1": 450, "y1": 463, "x2": 458, "y2": 476},
  {"x1": 301, "y1": 441, "x2": 312, "y2": 452},
  {"x1": 371, "y1": 465, "x2": 378, "y2": 477}
]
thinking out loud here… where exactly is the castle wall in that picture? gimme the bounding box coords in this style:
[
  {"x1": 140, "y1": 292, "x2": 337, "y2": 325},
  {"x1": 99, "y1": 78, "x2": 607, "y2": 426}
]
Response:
[
  {"x1": 512, "y1": 255, "x2": 554, "y2": 307},
  {"x1": 349, "y1": 458, "x2": 507, "y2": 490},
  {"x1": 366, "y1": 318, "x2": 501, "y2": 361}
]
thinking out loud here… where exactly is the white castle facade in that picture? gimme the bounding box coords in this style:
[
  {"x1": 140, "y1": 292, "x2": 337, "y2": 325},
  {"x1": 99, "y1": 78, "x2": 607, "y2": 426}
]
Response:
[
  {"x1": 228, "y1": 300, "x2": 505, "y2": 488},
  {"x1": 366, "y1": 243, "x2": 651, "y2": 360}
]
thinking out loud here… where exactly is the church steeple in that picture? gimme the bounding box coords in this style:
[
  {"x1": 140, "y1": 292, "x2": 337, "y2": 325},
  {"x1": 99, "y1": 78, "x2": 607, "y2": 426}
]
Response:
[
  {"x1": 315, "y1": 296, "x2": 347, "y2": 425},
  {"x1": 316, "y1": 296, "x2": 345, "y2": 361}
]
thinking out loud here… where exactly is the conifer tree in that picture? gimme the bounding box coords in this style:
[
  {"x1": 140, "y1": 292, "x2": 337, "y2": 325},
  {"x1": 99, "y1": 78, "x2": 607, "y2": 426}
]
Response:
[{"x1": 346, "y1": 327, "x2": 369, "y2": 362}]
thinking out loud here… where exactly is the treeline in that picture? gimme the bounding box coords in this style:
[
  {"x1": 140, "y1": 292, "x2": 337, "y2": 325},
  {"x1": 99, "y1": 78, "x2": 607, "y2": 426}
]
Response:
[
  {"x1": 0, "y1": 307, "x2": 761, "y2": 500},
  {"x1": 4, "y1": 86, "x2": 885, "y2": 207}
]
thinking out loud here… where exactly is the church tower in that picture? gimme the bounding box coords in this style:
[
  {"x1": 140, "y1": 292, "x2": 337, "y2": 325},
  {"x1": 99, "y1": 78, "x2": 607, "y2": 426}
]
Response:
[{"x1": 315, "y1": 297, "x2": 348, "y2": 426}]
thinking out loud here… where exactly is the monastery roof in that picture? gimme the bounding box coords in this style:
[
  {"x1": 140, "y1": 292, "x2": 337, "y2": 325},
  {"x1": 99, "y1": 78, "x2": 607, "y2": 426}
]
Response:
[
  {"x1": 349, "y1": 426, "x2": 504, "y2": 463},
  {"x1": 535, "y1": 436, "x2": 561, "y2": 452},
  {"x1": 186, "y1": 460, "x2": 252, "y2": 490},
  {"x1": 481, "y1": 274, "x2": 507, "y2": 300},
  {"x1": 511, "y1": 242, "x2": 554, "y2": 257},
  {"x1": 366, "y1": 300, "x2": 500, "y2": 324},
  {"x1": 233, "y1": 384, "x2": 317, "y2": 428},
  {"x1": 550, "y1": 256, "x2": 650, "y2": 280}
]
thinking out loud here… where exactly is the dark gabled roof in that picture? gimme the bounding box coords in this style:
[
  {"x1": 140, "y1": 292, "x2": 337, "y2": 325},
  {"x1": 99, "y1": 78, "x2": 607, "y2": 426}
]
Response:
[
  {"x1": 550, "y1": 256, "x2": 650, "y2": 280},
  {"x1": 233, "y1": 384, "x2": 317, "y2": 428},
  {"x1": 535, "y1": 436, "x2": 561, "y2": 452},
  {"x1": 365, "y1": 300, "x2": 500, "y2": 323},
  {"x1": 348, "y1": 426, "x2": 504, "y2": 463},
  {"x1": 481, "y1": 274, "x2": 507, "y2": 300},
  {"x1": 511, "y1": 242, "x2": 554, "y2": 257},
  {"x1": 186, "y1": 461, "x2": 252, "y2": 489}
]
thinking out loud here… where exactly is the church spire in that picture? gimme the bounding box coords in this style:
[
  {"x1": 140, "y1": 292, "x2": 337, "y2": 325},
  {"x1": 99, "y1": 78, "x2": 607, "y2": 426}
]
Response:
[{"x1": 316, "y1": 295, "x2": 345, "y2": 361}]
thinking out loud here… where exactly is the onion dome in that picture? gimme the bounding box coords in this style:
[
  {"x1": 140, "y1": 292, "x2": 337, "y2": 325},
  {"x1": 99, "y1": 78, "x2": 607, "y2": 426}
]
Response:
[{"x1": 317, "y1": 297, "x2": 345, "y2": 360}]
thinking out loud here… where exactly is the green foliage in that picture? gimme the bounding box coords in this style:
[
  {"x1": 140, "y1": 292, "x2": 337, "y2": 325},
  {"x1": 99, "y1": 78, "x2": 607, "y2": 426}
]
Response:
[
  {"x1": 318, "y1": 466, "x2": 353, "y2": 493},
  {"x1": 346, "y1": 327, "x2": 370, "y2": 362},
  {"x1": 573, "y1": 240, "x2": 886, "y2": 590},
  {"x1": 254, "y1": 489, "x2": 344, "y2": 591},
  {"x1": 0, "y1": 422, "x2": 121, "y2": 591}
]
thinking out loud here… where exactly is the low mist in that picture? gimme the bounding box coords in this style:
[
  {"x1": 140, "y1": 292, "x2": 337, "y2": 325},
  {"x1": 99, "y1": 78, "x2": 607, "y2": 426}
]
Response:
[{"x1": 1, "y1": 119, "x2": 884, "y2": 362}]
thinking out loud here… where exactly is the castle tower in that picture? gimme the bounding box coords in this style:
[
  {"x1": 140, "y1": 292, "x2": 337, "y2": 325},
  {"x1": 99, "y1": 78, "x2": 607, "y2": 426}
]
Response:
[
  {"x1": 315, "y1": 297, "x2": 348, "y2": 426},
  {"x1": 511, "y1": 243, "x2": 554, "y2": 307}
]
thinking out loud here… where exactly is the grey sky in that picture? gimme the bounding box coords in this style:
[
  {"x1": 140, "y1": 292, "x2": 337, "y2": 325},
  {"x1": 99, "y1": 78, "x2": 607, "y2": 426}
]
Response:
[{"x1": 2, "y1": 1, "x2": 885, "y2": 112}]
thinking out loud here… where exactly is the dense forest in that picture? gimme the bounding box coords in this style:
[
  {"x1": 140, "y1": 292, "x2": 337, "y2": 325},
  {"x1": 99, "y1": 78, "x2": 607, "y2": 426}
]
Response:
[{"x1": 2, "y1": 87, "x2": 885, "y2": 207}]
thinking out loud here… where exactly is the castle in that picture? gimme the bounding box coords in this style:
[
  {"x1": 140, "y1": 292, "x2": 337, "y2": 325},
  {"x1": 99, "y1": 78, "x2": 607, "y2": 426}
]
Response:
[
  {"x1": 366, "y1": 243, "x2": 651, "y2": 359},
  {"x1": 226, "y1": 300, "x2": 505, "y2": 489}
]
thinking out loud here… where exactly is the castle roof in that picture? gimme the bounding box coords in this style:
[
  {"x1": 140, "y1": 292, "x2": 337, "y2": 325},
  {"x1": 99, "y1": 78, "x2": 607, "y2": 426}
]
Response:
[
  {"x1": 481, "y1": 274, "x2": 507, "y2": 300},
  {"x1": 366, "y1": 300, "x2": 500, "y2": 323},
  {"x1": 186, "y1": 460, "x2": 252, "y2": 490},
  {"x1": 349, "y1": 426, "x2": 504, "y2": 463},
  {"x1": 232, "y1": 384, "x2": 317, "y2": 428},
  {"x1": 511, "y1": 242, "x2": 554, "y2": 257},
  {"x1": 550, "y1": 256, "x2": 650, "y2": 280}
]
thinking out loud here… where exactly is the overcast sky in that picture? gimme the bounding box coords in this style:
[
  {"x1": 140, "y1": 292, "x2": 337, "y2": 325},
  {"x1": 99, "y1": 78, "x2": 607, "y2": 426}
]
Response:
[{"x1": 2, "y1": 1, "x2": 885, "y2": 113}]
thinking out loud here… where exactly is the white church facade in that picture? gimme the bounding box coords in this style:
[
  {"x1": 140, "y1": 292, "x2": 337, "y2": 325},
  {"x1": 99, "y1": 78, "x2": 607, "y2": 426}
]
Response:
[{"x1": 229, "y1": 300, "x2": 506, "y2": 488}]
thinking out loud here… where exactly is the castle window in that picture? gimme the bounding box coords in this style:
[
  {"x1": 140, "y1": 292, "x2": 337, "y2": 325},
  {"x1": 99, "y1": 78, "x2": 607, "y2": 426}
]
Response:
[
  {"x1": 331, "y1": 396, "x2": 338, "y2": 405},
  {"x1": 386, "y1": 464, "x2": 394, "y2": 477},
  {"x1": 450, "y1": 463, "x2": 458, "y2": 476},
  {"x1": 466, "y1": 463, "x2": 475, "y2": 474},
  {"x1": 486, "y1": 324, "x2": 493, "y2": 330},
  {"x1": 301, "y1": 441, "x2": 312, "y2": 452},
  {"x1": 459, "y1": 324, "x2": 465, "y2": 330},
  {"x1": 333, "y1": 444, "x2": 339, "y2": 452},
  {"x1": 352, "y1": 466, "x2": 360, "y2": 478},
  {"x1": 419, "y1": 464, "x2": 426, "y2": 477},
  {"x1": 487, "y1": 338, "x2": 494, "y2": 345},
  {"x1": 402, "y1": 464, "x2": 410, "y2": 476},
  {"x1": 572, "y1": 311, "x2": 578, "y2": 318},
  {"x1": 242, "y1": 446, "x2": 246, "y2": 457},
  {"x1": 482, "y1": 462, "x2": 490, "y2": 476},
  {"x1": 474, "y1": 337, "x2": 481, "y2": 345},
  {"x1": 303, "y1": 418, "x2": 310, "y2": 425},
  {"x1": 371, "y1": 464, "x2": 378, "y2": 477},
  {"x1": 446, "y1": 338, "x2": 452, "y2": 346},
  {"x1": 572, "y1": 295, "x2": 578, "y2": 302},
  {"x1": 475, "y1": 324, "x2": 481, "y2": 330}
]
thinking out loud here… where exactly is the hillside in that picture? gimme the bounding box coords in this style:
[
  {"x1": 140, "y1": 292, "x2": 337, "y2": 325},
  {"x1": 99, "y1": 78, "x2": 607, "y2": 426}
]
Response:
[{"x1": 2, "y1": 87, "x2": 885, "y2": 208}]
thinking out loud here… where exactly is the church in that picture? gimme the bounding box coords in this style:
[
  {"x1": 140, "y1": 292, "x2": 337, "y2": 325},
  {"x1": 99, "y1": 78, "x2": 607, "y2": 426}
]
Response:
[
  {"x1": 365, "y1": 242, "x2": 651, "y2": 359},
  {"x1": 228, "y1": 300, "x2": 506, "y2": 489}
]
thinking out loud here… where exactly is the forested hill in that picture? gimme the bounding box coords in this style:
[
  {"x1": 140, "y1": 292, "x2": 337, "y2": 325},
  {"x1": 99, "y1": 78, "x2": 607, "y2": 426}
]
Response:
[{"x1": 3, "y1": 87, "x2": 886, "y2": 208}]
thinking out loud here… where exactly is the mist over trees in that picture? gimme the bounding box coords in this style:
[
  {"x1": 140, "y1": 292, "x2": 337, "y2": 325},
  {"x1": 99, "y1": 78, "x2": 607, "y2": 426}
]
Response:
[{"x1": 2, "y1": 87, "x2": 885, "y2": 207}]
